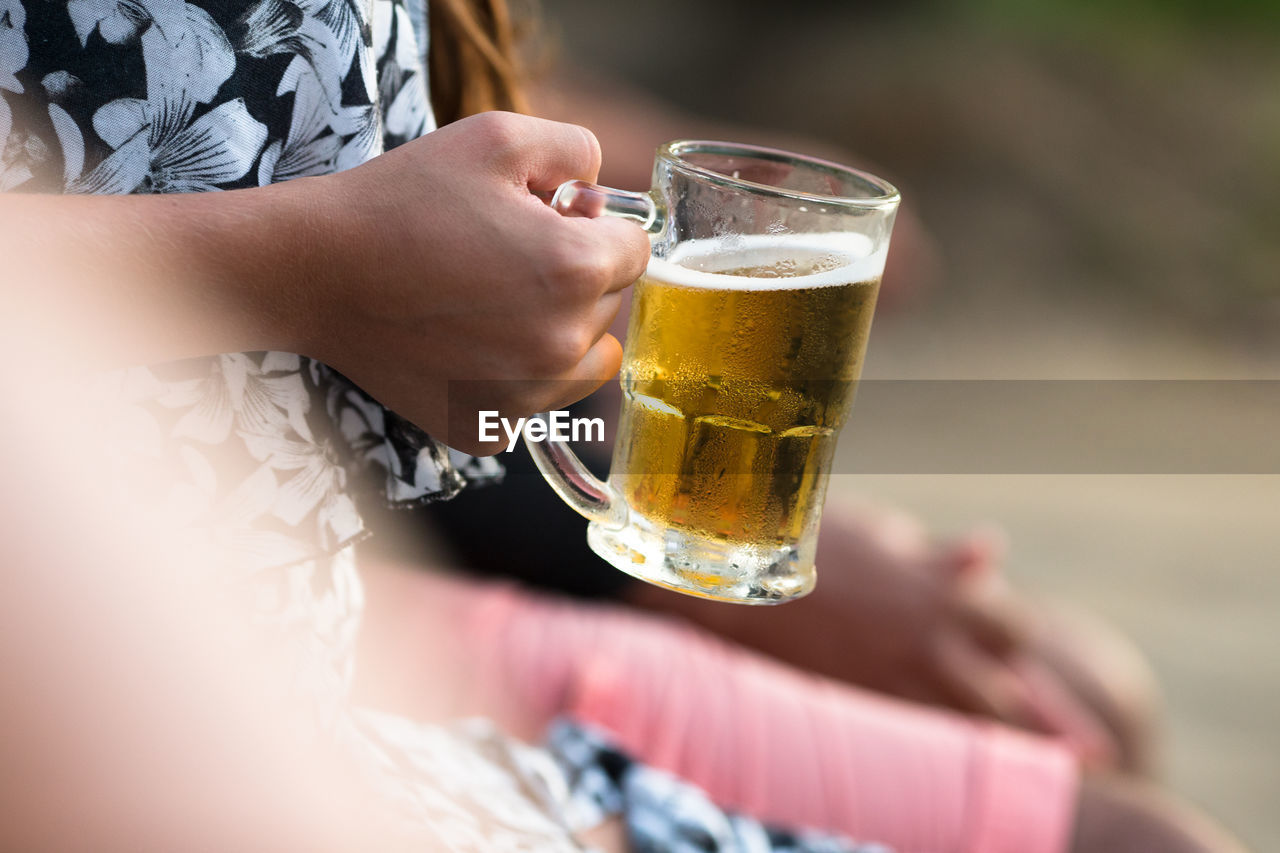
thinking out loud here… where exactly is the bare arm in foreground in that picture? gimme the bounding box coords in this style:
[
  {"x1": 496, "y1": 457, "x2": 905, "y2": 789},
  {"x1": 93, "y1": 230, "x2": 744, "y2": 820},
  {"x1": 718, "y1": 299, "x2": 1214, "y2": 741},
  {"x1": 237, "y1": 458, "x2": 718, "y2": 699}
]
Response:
[{"x1": 0, "y1": 345, "x2": 429, "y2": 850}]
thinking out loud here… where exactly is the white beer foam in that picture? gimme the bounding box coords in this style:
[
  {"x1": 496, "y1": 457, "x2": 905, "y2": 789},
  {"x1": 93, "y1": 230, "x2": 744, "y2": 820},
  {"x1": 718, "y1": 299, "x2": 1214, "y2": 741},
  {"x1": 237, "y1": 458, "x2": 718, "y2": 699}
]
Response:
[{"x1": 648, "y1": 232, "x2": 885, "y2": 291}]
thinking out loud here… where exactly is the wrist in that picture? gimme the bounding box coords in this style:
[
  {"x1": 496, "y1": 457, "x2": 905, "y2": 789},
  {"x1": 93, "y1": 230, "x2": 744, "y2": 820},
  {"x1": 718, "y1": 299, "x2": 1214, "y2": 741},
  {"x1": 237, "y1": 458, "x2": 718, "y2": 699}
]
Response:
[
  {"x1": 187, "y1": 179, "x2": 332, "y2": 360},
  {"x1": 263, "y1": 169, "x2": 390, "y2": 368}
]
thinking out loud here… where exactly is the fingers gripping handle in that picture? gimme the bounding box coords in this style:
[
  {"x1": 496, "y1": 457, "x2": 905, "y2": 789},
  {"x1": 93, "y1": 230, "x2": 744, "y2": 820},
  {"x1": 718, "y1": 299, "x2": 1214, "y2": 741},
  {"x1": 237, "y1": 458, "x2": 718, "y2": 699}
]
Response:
[
  {"x1": 551, "y1": 180, "x2": 664, "y2": 233},
  {"x1": 525, "y1": 180, "x2": 660, "y2": 530}
]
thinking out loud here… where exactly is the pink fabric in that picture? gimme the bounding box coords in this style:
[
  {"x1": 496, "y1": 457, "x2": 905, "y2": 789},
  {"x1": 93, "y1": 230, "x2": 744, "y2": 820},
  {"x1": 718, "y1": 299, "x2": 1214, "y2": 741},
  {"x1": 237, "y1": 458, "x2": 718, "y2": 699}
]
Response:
[{"x1": 444, "y1": 578, "x2": 1079, "y2": 853}]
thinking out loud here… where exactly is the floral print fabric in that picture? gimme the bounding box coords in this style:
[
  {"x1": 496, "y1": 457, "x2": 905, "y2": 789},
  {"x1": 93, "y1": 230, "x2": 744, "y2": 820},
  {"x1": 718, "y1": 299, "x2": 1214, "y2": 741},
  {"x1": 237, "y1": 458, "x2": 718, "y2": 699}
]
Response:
[{"x1": 2, "y1": 0, "x2": 426, "y2": 191}]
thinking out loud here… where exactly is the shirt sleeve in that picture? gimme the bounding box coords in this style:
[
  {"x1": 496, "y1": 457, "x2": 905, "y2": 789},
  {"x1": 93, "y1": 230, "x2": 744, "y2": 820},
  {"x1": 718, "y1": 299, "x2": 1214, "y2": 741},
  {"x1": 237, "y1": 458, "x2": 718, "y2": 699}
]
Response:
[{"x1": 308, "y1": 358, "x2": 503, "y2": 508}]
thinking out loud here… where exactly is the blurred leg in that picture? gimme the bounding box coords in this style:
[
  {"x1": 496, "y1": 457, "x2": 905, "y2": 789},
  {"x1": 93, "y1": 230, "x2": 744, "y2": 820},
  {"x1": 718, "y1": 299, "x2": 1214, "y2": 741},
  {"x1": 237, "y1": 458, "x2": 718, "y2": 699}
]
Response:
[
  {"x1": 1030, "y1": 604, "x2": 1163, "y2": 777},
  {"x1": 1072, "y1": 776, "x2": 1249, "y2": 853}
]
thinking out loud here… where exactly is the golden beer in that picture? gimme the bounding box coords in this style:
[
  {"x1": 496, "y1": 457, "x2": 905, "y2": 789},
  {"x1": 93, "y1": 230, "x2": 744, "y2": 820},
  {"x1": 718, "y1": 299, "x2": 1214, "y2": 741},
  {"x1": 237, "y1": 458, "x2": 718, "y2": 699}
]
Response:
[{"x1": 605, "y1": 234, "x2": 880, "y2": 581}]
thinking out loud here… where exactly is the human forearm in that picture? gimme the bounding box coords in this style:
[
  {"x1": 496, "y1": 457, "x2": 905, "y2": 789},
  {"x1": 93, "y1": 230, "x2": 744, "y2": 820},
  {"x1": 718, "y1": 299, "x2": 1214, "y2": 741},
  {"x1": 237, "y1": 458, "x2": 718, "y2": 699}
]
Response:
[
  {"x1": 2, "y1": 183, "x2": 318, "y2": 369},
  {"x1": 3, "y1": 113, "x2": 650, "y2": 452}
]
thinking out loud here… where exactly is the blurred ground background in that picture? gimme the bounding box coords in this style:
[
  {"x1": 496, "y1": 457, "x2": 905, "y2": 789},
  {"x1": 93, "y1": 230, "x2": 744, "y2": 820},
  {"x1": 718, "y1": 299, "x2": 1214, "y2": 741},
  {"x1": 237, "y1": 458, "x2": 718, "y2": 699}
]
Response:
[{"x1": 538, "y1": 0, "x2": 1279, "y2": 847}]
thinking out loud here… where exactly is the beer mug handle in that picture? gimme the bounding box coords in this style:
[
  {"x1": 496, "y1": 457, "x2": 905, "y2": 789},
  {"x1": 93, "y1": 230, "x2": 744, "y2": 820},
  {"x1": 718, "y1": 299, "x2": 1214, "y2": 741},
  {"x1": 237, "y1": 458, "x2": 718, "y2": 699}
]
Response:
[
  {"x1": 524, "y1": 411, "x2": 628, "y2": 530},
  {"x1": 549, "y1": 180, "x2": 665, "y2": 233},
  {"x1": 521, "y1": 180, "x2": 665, "y2": 532}
]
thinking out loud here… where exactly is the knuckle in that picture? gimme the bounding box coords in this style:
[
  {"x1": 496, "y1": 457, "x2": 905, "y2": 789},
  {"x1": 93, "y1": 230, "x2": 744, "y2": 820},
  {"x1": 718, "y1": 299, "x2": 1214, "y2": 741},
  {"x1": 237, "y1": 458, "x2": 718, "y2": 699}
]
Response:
[
  {"x1": 574, "y1": 124, "x2": 602, "y2": 173},
  {"x1": 470, "y1": 111, "x2": 525, "y2": 160},
  {"x1": 508, "y1": 388, "x2": 542, "y2": 416},
  {"x1": 592, "y1": 220, "x2": 650, "y2": 284},
  {"x1": 567, "y1": 252, "x2": 613, "y2": 297},
  {"x1": 493, "y1": 385, "x2": 538, "y2": 420},
  {"x1": 541, "y1": 237, "x2": 609, "y2": 299},
  {"x1": 627, "y1": 229, "x2": 652, "y2": 273},
  {"x1": 537, "y1": 325, "x2": 592, "y2": 375}
]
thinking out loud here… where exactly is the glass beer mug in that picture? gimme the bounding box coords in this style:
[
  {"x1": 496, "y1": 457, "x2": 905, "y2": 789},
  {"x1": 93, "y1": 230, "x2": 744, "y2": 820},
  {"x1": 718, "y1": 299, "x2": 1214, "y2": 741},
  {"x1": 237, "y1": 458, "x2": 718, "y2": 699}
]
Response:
[{"x1": 527, "y1": 141, "x2": 899, "y2": 604}]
